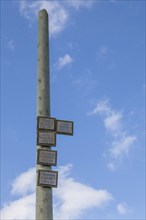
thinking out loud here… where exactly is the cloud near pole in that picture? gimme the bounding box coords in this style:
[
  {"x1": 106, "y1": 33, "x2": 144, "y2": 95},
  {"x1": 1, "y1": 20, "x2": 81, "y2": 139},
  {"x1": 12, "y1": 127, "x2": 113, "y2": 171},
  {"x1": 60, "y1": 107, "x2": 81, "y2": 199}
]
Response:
[{"x1": 1, "y1": 164, "x2": 113, "y2": 219}]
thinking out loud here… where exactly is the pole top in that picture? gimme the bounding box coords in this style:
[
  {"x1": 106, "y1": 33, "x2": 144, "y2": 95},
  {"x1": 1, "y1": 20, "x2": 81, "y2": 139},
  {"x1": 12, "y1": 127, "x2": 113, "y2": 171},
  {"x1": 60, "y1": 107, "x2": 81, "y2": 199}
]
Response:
[{"x1": 39, "y1": 9, "x2": 48, "y2": 17}]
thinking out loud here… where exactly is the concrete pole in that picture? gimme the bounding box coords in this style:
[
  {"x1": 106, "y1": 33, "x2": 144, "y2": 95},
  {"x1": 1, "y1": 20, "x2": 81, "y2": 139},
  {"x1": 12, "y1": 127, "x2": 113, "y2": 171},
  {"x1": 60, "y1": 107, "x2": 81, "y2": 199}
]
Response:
[{"x1": 36, "y1": 9, "x2": 53, "y2": 220}]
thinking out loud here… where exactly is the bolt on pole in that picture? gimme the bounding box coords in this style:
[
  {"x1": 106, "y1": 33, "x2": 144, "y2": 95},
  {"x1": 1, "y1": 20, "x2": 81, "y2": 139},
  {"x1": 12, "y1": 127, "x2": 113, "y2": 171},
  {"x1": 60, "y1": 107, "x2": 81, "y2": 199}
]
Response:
[{"x1": 36, "y1": 9, "x2": 53, "y2": 220}]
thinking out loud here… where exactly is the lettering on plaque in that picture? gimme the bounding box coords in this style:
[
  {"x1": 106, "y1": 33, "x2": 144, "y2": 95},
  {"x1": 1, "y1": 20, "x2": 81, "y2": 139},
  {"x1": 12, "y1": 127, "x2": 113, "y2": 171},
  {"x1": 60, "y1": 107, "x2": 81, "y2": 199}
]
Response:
[
  {"x1": 37, "y1": 131, "x2": 56, "y2": 146},
  {"x1": 56, "y1": 120, "x2": 73, "y2": 135},
  {"x1": 37, "y1": 149, "x2": 57, "y2": 166},
  {"x1": 38, "y1": 170, "x2": 58, "y2": 188},
  {"x1": 37, "y1": 117, "x2": 56, "y2": 131}
]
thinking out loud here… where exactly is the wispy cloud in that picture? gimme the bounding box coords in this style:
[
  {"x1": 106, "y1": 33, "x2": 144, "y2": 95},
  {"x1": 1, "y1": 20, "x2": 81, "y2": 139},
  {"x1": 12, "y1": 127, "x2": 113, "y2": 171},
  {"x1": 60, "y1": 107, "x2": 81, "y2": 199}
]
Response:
[
  {"x1": 117, "y1": 203, "x2": 131, "y2": 215},
  {"x1": 7, "y1": 40, "x2": 15, "y2": 50},
  {"x1": 19, "y1": 1, "x2": 69, "y2": 34},
  {"x1": 19, "y1": 0, "x2": 94, "y2": 35},
  {"x1": 88, "y1": 98, "x2": 137, "y2": 170},
  {"x1": 1, "y1": 164, "x2": 113, "y2": 219},
  {"x1": 97, "y1": 46, "x2": 110, "y2": 61},
  {"x1": 97, "y1": 46, "x2": 118, "y2": 60},
  {"x1": 72, "y1": 68, "x2": 97, "y2": 93},
  {"x1": 110, "y1": 135, "x2": 136, "y2": 159},
  {"x1": 73, "y1": 78, "x2": 97, "y2": 92},
  {"x1": 57, "y1": 54, "x2": 73, "y2": 69},
  {"x1": 66, "y1": 0, "x2": 95, "y2": 10},
  {"x1": 97, "y1": 46, "x2": 118, "y2": 70}
]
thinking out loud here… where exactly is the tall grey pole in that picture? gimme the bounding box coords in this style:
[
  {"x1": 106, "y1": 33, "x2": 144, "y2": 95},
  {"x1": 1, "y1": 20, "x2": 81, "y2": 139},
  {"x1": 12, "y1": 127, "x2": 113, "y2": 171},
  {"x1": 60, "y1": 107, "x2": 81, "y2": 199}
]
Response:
[{"x1": 36, "y1": 9, "x2": 53, "y2": 220}]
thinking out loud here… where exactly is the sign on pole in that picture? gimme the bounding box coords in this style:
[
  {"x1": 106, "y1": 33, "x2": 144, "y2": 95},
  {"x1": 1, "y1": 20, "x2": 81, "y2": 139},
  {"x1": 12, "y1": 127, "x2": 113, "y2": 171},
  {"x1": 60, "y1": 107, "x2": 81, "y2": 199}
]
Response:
[
  {"x1": 56, "y1": 120, "x2": 73, "y2": 135},
  {"x1": 37, "y1": 131, "x2": 56, "y2": 146},
  {"x1": 37, "y1": 117, "x2": 56, "y2": 131},
  {"x1": 37, "y1": 149, "x2": 57, "y2": 166},
  {"x1": 37, "y1": 170, "x2": 58, "y2": 188}
]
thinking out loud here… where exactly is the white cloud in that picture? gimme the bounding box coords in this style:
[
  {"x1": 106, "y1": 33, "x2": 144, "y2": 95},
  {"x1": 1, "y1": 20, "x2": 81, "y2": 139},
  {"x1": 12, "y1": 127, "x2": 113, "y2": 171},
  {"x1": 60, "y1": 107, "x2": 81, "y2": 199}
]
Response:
[
  {"x1": 117, "y1": 203, "x2": 130, "y2": 215},
  {"x1": 99, "y1": 46, "x2": 109, "y2": 56},
  {"x1": 1, "y1": 164, "x2": 113, "y2": 219},
  {"x1": 1, "y1": 194, "x2": 35, "y2": 220},
  {"x1": 11, "y1": 167, "x2": 35, "y2": 196},
  {"x1": 73, "y1": 78, "x2": 97, "y2": 92},
  {"x1": 66, "y1": 0, "x2": 95, "y2": 10},
  {"x1": 19, "y1": 0, "x2": 94, "y2": 36},
  {"x1": 19, "y1": 1, "x2": 69, "y2": 35},
  {"x1": 97, "y1": 46, "x2": 118, "y2": 70},
  {"x1": 97, "y1": 46, "x2": 110, "y2": 62},
  {"x1": 57, "y1": 54, "x2": 73, "y2": 69},
  {"x1": 88, "y1": 98, "x2": 137, "y2": 170},
  {"x1": 7, "y1": 40, "x2": 15, "y2": 50},
  {"x1": 88, "y1": 99, "x2": 112, "y2": 116},
  {"x1": 104, "y1": 112, "x2": 123, "y2": 133},
  {"x1": 54, "y1": 164, "x2": 113, "y2": 219},
  {"x1": 72, "y1": 68, "x2": 97, "y2": 93},
  {"x1": 88, "y1": 99, "x2": 123, "y2": 135},
  {"x1": 107, "y1": 162, "x2": 117, "y2": 172},
  {"x1": 110, "y1": 135, "x2": 137, "y2": 158},
  {"x1": 97, "y1": 46, "x2": 118, "y2": 59}
]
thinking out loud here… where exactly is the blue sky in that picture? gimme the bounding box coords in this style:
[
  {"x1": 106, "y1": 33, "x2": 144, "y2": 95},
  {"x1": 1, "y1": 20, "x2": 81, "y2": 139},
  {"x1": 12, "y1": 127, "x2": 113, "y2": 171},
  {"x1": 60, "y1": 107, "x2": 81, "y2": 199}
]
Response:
[{"x1": 1, "y1": 0, "x2": 145, "y2": 219}]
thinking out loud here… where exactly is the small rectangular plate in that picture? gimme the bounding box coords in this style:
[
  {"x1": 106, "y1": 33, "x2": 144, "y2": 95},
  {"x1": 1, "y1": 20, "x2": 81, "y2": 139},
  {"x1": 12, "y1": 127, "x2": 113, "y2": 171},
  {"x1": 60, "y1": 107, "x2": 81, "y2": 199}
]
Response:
[
  {"x1": 37, "y1": 149, "x2": 57, "y2": 166},
  {"x1": 37, "y1": 131, "x2": 56, "y2": 146},
  {"x1": 37, "y1": 117, "x2": 56, "y2": 131},
  {"x1": 56, "y1": 120, "x2": 73, "y2": 135},
  {"x1": 37, "y1": 170, "x2": 58, "y2": 188}
]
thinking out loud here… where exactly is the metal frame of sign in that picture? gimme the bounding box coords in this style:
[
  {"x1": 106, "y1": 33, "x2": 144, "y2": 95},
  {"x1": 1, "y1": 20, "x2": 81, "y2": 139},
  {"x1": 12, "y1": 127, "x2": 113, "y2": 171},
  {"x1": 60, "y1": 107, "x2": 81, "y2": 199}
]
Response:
[
  {"x1": 37, "y1": 116, "x2": 56, "y2": 131},
  {"x1": 56, "y1": 120, "x2": 73, "y2": 136},
  {"x1": 37, "y1": 170, "x2": 58, "y2": 188},
  {"x1": 37, "y1": 149, "x2": 57, "y2": 166},
  {"x1": 37, "y1": 131, "x2": 56, "y2": 146}
]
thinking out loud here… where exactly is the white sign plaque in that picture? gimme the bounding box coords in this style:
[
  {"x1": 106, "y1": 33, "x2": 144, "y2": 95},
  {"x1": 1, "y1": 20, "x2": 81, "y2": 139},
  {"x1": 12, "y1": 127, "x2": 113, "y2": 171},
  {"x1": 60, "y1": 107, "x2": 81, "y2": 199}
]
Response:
[
  {"x1": 38, "y1": 170, "x2": 58, "y2": 188},
  {"x1": 56, "y1": 120, "x2": 73, "y2": 135},
  {"x1": 37, "y1": 149, "x2": 57, "y2": 166},
  {"x1": 37, "y1": 117, "x2": 56, "y2": 131},
  {"x1": 37, "y1": 131, "x2": 56, "y2": 146}
]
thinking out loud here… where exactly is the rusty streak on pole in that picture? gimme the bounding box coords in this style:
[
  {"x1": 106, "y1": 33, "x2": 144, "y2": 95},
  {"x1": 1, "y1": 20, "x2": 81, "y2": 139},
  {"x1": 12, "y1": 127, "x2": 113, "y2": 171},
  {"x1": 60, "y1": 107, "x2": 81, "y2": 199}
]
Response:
[{"x1": 36, "y1": 9, "x2": 53, "y2": 220}]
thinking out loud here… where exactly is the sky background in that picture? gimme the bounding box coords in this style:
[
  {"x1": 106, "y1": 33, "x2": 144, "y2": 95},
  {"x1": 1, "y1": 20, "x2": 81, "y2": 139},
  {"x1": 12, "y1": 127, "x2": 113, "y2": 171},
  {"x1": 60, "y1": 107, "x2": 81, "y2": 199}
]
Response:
[{"x1": 1, "y1": 0, "x2": 145, "y2": 219}]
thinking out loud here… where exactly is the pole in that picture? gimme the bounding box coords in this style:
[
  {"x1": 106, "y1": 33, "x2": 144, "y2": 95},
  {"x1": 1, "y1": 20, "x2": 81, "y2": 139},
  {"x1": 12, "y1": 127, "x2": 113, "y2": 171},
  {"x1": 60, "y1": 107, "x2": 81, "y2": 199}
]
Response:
[{"x1": 36, "y1": 9, "x2": 53, "y2": 220}]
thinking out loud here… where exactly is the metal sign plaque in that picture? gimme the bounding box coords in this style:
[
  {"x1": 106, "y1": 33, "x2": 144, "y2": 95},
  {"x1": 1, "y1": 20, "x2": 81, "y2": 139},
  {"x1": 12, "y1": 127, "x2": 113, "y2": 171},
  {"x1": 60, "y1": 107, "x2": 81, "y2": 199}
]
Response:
[
  {"x1": 37, "y1": 117, "x2": 56, "y2": 131},
  {"x1": 37, "y1": 131, "x2": 56, "y2": 146},
  {"x1": 37, "y1": 149, "x2": 57, "y2": 166},
  {"x1": 56, "y1": 120, "x2": 73, "y2": 135},
  {"x1": 38, "y1": 170, "x2": 58, "y2": 188}
]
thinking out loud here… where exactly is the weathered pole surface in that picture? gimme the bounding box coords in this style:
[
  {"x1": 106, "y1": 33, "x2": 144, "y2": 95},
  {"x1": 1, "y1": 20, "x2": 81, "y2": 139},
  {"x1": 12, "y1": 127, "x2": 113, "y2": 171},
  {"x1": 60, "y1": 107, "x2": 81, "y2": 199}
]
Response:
[{"x1": 36, "y1": 9, "x2": 53, "y2": 220}]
